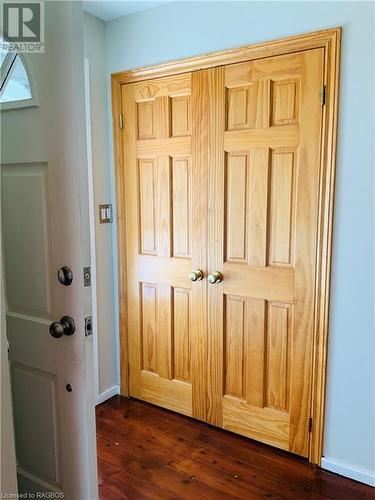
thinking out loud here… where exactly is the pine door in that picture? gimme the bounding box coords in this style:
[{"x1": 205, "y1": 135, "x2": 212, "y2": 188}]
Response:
[
  {"x1": 122, "y1": 73, "x2": 207, "y2": 419},
  {"x1": 121, "y1": 48, "x2": 324, "y2": 456},
  {"x1": 205, "y1": 49, "x2": 324, "y2": 456}
]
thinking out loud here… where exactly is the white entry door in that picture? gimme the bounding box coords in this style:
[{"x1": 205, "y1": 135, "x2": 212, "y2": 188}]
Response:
[
  {"x1": 1, "y1": 3, "x2": 98, "y2": 499},
  {"x1": 2, "y1": 162, "x2": 97, "y2": 498}
]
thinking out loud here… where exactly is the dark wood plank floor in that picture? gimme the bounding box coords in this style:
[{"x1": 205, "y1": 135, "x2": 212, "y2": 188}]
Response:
[{"x1": 96, "y1": 396, "x2": 375, "y2": 499}]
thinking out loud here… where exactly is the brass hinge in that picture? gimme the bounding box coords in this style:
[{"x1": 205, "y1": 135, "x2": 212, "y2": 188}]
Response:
[
  {"x1": 321, "y1": 85, "x2": 326, "y2": 106},
  {"x1": 119, "y1": 113, "x2": 123, "y2": 129},
  {"x1": 308, "y1": 417, "x2": 313, "y2": 433}
]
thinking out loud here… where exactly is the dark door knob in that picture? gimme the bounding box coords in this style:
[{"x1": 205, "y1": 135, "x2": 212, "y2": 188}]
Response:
[
  {"x1": 57, "y1": 266, "x2": 73, "y2": 286},
  {"x1": 49, "y1": 316, "x2": 76, "y2": 339}
]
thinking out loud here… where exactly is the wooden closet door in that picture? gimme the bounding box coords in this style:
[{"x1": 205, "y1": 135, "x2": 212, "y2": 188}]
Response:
[
  {"x1": 122, "y1": 73, "x2": 207, "y2": 419},
  {"x1": 206, "y1": 49, "x2": 324, "y2": 456}
]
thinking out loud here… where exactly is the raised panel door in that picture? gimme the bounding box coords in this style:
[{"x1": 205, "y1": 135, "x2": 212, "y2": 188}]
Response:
[
  {"x1": 206, "y1": 49, "x2": 324, "y2": 456},
  {"x1": 122, "y1": 73, "x2": 207, "y2": 419}
]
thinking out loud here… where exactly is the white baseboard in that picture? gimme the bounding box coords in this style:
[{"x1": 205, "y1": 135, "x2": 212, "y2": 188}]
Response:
[
  {"x1": 18, "y1": 466, "x2": 62, "y2": 493},
  {"x1": 96, "y1": 384, "x2": 120, "y2": 405},
  {"x1": 321, "y1": 457, "x2": 375, "y2": 487}
]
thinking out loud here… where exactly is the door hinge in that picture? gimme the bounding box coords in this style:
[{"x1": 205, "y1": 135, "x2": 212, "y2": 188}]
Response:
[
  {"x1": 119, "y1": 113, "x2": 123, "y2": 129},
  {"x1": 321, "y1": 85, "x2": 326, "y2": 106},
  {"x1": 308, "y1": 417, "x2": 313, "y2": 433}
]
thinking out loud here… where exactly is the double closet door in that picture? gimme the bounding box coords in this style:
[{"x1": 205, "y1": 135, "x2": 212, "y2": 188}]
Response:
[{"x1": 121, "y1": 48, "x2": 324, "y2": 457}]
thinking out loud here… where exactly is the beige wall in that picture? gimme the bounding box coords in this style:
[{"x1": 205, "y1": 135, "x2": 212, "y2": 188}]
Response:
[{"x1": 83, "y1": 12, "x2": 118, "y2": 400}]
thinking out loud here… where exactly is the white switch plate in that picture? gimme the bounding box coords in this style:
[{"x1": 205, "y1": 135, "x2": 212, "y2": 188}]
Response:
[{"x1": 99, "y1": 203, "x2": 113, "y2": 223}]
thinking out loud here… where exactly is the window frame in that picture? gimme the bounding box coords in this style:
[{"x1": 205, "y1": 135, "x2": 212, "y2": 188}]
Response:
[{"x1": 0, "y1": 50, "x2": 39, "y2": 111}]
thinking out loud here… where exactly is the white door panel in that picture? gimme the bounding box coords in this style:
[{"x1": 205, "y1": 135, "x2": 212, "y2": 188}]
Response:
[
  {"x1": 2, "y1": 160, "x2": 97, "y2": 498},
  {"x1": 11, "y1": 362, "x2": 61, "y2": 486},
  {"x1": 3, "y1": 164, "x2": 51, "y2": 317}
]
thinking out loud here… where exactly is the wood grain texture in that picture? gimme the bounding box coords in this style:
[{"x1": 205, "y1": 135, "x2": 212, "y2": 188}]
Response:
[
  {"x1": 190, "y1": 70, "x2": 209, "y2": 421},
  {"x1": 271, "y1": 78, "x2": 300, "y2": 126},
  {"x1": 223, "y1": 396, "x2": 289, "y2": 451},
  {"x1": 171, "y1": 95, "x2": 191, "y2": 137},
  {"x1": 139, "y1": 159, "x2": 157, "y2": 255},
  {"x1": 206, "y1": 67, "x2": 225, "y2": 426},
  {"x1": 225, "y1": 296, "x2": 246, "y2": 399},
  {"x1": 156, "y1": 283, "x2": 173, "y2": 380},
  {"x1": 266, "y1": 303, "x2": 291, "y2": 411},
  {"x1": 309, "y1": 27, "x2": 341, "y2": 466},
  {"x1": 136, "y1": 136, "x2": 191, "y2": 157},
  {"x1": 248, "y1": 148, "x2": 269, "y2": 267},
  {"x1": 113, "y1": 28, "x2": 341, "y2": 465},
  {"x1": 121, "y1": 76, "x2": 195, "y2": 416},
  {"x1": 224, "y1": 126, "x2": 299, "y2": 150},
  {"x1": 137, "y1": 101, "x2": 156, "y2": 139},
  {"x1": 225, "y1": 153, "x2": 248, "y2": 262},
  {"x1": 268, "y1": 149, "x2": 296, "y2": 267},
  {"x1": 140, "y1": 371, "x2": 192, "y2": 417},
  {"x1": 141, "y1": 283, "x2": 158, "y2": 372},
  {"x1": 288, "y1": 48, "x2": 324, "y2": 456},
  {"x1": 111, "y1": 77, "x2": 128, "y2": 396},
  {"x1": 173, "y1": 287, "x2": 191, "y2": 382},
  {"x1": 209, "y1": 48, "x2": 324, "y2": 458},
  {"x1": 122, "y1": 84, "x2": 141, "y2": 397},
  {"x1": 246, "y1": 298, "x2": 266, "y2": 408},
  {"x1": 97, "y1": 397, "x2": 375, "y2": 500},
  {"x1": 172, "y1": 157, "x2": 190, "y2": 257},
  {"x1": 221, "y1": 264, "x2": 294, "y2": 304}
]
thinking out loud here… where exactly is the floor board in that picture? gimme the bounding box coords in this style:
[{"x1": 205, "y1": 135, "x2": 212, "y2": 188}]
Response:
[{"x1": 96, "y1": 396, "x2": 375, "y2": 499}]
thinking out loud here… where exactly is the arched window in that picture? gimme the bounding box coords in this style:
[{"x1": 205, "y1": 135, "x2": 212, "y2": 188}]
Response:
[{"x1": 0, "y1": 36, "x2": 36, "y2": 108}]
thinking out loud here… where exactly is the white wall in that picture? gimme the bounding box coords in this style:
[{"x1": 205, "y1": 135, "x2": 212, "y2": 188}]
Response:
[
  {"x1": 0, "y1": 179, "x2": 18, "y2": 497},
  {"x1": 83, "y1": 12, "x2": 118, "y2": 403},
  {"x1": 104, "y1": 1, "x2": 375, "y2": 485}
]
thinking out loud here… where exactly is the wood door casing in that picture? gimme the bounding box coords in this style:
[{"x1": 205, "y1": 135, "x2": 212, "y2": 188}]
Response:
[
  {"x1": 122, "y1": 73, "x2": 207, "y2": 419},
  {"x1": 206, "y1": 49, "x2": 324, "y2": 456}
]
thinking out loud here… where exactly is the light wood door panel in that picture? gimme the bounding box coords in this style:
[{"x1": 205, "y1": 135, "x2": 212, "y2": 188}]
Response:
[
  {"x1": 122, "y1": 48, "x2": 324, "y2": 456},
  {"x1": 207, "y1": 49, "x2": 324, "y2": 456},
  {"x1": 122, "y1": 73, "x2": 207, "y2": 419}
]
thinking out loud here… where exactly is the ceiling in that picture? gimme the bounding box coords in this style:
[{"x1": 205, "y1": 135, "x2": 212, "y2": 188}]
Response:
[{"x1": 83, "y1": 1, "x2": 169, "y2": 22}]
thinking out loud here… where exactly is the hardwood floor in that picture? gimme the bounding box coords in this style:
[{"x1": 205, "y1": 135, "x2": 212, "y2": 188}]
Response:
[{"x1": 96, "y1": 397, "x2": 374, "y2": 499}]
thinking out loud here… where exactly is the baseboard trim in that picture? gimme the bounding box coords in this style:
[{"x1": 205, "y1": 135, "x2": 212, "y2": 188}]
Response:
[
  {"x1": 321, "y1": 457, "x2": 375, "y2": 487},
  {"x1": 96, "y1": 385, "x2": 120, "y2": 405},
  {"x1": 17, "y1": 467, "x2": 62, "y2": 493}
]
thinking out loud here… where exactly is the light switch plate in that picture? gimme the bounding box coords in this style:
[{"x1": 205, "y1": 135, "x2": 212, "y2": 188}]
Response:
[{"x1": 99, "y1": 203, "x2": 113, "y2": 223}]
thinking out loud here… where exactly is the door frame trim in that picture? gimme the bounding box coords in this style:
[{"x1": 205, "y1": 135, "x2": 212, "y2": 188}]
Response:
[{"x1": 111, "y1": 27, "x2": 341, "y2": 465}]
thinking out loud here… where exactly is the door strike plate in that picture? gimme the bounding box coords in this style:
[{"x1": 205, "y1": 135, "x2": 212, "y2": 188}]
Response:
[
  {"x1": 85, "y1": 316, "x2": 93, "y2": 337},
  {"x1": 83, "y1": 266, "x2": 91, "y2": 287}
]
